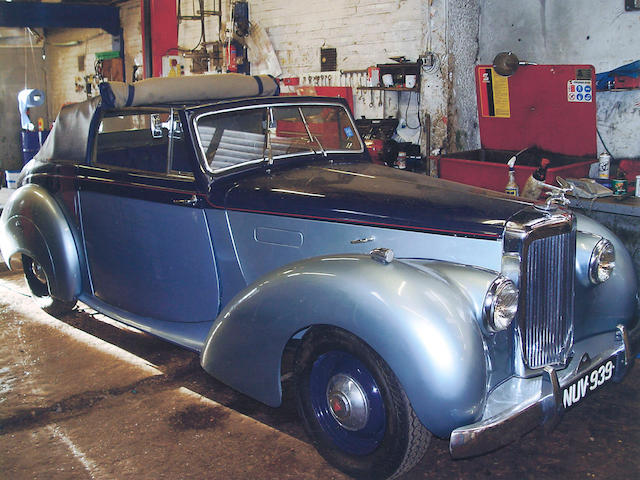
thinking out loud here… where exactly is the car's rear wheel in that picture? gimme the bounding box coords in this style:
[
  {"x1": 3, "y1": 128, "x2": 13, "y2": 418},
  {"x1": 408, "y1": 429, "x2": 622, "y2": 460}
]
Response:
[
  {"x1": 22, "y1": 255, "x2": 76, "y2": 316},
  {"x1": 295, "y1": 327, "x2": 431, "y2": 479}
]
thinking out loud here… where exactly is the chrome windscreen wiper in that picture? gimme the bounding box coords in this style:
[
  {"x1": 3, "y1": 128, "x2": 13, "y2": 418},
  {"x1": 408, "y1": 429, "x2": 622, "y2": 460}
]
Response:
[{"x1": 298, "y1": 107, "x2": 326, "y2": 157}]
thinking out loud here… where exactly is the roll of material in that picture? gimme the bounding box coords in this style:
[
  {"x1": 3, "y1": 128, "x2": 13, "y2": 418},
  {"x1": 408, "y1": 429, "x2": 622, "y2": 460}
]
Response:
[
  {"x1": 99, "y1": 73, "x2": 280, "y2": 109},
  {"x1": 17, "y1": 88, "x2": 45, "y2": 130}
]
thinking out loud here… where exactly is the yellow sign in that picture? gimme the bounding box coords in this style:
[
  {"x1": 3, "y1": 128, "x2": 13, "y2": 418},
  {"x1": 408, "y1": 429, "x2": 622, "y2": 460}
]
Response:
[
  {"x1": 490, "y1": 69, "x2": 511, "y2": 118},
  {"x1": 478, "y1": 67, "x2": 511, "y2": 118}
]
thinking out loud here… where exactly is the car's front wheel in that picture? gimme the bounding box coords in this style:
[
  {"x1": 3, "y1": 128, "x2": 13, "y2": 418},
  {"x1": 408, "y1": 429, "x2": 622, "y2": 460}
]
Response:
[
  {"x1": 22, "y1": 255, "x2": 76, "y2": 316},
  {"x1": 295, "y1": 327, "x2": 431, "y2": 479}
]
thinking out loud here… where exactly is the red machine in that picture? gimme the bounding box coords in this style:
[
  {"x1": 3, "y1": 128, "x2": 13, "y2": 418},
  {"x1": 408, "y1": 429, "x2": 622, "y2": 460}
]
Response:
[{"x1": 439, "y1": 64, "x2": 598, "y2": 192}]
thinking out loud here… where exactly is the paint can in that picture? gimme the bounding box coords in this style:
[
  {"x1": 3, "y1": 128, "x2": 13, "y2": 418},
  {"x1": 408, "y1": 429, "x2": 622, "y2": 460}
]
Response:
[{"x1": 611, "y1": 178, "x2": 627, "y2": 196}]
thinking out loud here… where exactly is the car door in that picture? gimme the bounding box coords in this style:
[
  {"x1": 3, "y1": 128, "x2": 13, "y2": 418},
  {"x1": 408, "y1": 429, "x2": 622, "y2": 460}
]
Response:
[
  {"x1": 78, "y1": 108, "x2": 220, "y2": 323},
  {"x1": 195, "y1": 103, "x2": 368, "y2": 286}
]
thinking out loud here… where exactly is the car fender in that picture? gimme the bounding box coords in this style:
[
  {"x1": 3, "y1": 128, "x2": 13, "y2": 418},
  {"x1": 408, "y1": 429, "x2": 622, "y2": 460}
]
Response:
[
  {"x1": 574, "y1": 213, "x2": 638, "y2": 336},
  {"x1": 201, "y1": 254, "x2": 497, "y2": 437},
  {"x1": 0, "y1": 184, "x2": 81, "y2": 302}
]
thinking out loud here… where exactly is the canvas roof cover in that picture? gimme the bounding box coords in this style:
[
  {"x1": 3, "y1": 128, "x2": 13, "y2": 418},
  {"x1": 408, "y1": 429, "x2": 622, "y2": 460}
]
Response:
[{"x1": 30, "y1": 74, "x2": 279, "y2": 165}]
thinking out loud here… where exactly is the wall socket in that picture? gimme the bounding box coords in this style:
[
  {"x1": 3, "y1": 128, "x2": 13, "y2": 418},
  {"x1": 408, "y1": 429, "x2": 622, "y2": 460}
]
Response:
[{"x1": 419, "y1": 52, "x2": 436, "y2": 68}]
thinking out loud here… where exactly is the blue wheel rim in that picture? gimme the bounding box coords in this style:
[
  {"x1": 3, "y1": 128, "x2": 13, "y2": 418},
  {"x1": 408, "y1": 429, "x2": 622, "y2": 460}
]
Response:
[{"x1": 309, "y1": 350, "x2": 386, "y2": 455}]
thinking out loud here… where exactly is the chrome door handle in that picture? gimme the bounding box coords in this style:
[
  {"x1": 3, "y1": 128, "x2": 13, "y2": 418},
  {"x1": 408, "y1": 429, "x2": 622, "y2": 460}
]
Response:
[
  {"x1": 351, "y1": 236, "x2": 375, "y2": 244},
  {"x1": 172, "y1": 195, "x2": 200, "y2": 207}
]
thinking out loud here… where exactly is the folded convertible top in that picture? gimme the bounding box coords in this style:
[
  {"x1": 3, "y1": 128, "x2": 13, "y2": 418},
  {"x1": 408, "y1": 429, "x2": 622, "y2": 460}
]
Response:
[
  {"x1": 99, "y1": 73, "x2": 279, "y2": 108},
  {"x1": 28, "y1": 74, "x2": 279, "y2": 167}
]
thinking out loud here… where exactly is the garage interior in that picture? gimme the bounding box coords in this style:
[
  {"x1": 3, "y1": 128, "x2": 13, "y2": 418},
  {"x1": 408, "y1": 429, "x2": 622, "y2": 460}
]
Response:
[{"x1": 0, "y1": 1, "x2": 639, "y2": 479}]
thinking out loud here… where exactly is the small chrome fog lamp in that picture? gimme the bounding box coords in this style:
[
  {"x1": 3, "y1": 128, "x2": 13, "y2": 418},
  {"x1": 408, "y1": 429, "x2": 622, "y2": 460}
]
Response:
[
  {"x1": 589, "y1": 239, "x2": 615, "y2": 284},
  {"x1": 484, "y1": 276, "x2": 519, "y2": 332}
]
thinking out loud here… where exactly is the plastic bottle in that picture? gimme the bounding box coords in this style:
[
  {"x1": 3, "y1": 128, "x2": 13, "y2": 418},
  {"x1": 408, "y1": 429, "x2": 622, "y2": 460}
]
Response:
[
  {"x1": 521, "y1": 157, "x2": 551, "y2": 199},
  {"x1": 505, "y1": 156, "x2": 519, "y2": 196}
]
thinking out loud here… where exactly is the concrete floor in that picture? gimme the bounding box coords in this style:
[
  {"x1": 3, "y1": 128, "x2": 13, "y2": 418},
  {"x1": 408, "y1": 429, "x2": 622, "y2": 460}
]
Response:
[{"x1": 1, "y1": 266, "x2": 639, "y2": 479}]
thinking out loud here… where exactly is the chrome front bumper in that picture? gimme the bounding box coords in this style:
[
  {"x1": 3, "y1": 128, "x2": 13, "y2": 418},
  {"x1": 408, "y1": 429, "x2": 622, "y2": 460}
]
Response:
[{"x1": 449, "y1": 322, "x2": 640, "y2": 459}]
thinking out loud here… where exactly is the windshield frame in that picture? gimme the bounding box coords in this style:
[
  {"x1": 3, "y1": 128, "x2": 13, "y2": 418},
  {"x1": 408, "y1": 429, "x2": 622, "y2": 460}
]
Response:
[{"x1": 192, "y1": 100, "x2": 364, "y2": 177}]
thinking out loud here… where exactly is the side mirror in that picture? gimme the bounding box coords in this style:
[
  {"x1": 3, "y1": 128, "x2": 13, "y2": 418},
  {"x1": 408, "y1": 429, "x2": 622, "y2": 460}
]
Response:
[{"x1": 150, "y1": 113, "x2": 163, "y2": 138}]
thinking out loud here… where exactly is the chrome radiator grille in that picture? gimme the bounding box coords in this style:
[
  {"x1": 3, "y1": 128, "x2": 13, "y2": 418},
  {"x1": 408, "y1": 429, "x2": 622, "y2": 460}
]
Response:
[{"x1": 521, "y1": 230, "x2": 576, "y2": 369}]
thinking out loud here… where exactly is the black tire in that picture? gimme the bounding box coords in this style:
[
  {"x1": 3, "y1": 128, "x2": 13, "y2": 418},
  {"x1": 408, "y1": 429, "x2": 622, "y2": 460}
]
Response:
[
  {"x1": 22, "y1": 255, "x2": 76, "y2": 316},
  {"x1": 295, "y1": 327, "x2": 431, "y2": 479}
]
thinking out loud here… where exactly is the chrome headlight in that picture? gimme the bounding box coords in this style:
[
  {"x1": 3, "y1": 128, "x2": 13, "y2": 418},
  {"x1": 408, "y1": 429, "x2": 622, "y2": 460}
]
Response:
[
  {"x1": 484, "y1": 276, "x2": 519, "y2": 332},
  {"x1": 589, "y1": 239, "x2": 615, "y2": 284}
]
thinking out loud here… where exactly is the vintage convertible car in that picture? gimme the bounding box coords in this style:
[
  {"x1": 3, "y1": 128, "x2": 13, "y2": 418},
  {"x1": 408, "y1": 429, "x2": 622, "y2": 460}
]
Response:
[{"x1": 1, "y1": 74, "x2": 638, "y2": 479}]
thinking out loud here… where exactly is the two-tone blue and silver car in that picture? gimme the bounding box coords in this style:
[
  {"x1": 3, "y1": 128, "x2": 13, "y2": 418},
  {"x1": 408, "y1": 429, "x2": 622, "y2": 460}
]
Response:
[{"x1": 1, "y1": 74, "x2": 638, "y2": 480}]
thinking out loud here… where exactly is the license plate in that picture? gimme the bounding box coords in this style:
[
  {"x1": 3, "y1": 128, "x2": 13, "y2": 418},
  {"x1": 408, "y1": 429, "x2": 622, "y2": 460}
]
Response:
[{"x1": 562, "y1": 357, "x2": 616, "y2": 410}]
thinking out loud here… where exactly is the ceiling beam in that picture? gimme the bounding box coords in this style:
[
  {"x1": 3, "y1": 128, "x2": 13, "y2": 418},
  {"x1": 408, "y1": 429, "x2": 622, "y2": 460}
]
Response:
[{"x1": 0, "y1": 2, "x2": 121, "y2": 37}]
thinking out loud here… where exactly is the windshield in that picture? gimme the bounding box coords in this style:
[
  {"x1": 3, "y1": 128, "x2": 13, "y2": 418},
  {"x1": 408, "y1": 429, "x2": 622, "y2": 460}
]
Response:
[{"x1": 195, "y1": 104, "x2": 362, "y2": 174}]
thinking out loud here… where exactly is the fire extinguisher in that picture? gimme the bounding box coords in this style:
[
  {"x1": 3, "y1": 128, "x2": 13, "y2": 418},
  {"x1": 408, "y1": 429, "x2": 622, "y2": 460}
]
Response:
[{"x1": 226, "y1": 42, "x2": 238, "y2": 73}]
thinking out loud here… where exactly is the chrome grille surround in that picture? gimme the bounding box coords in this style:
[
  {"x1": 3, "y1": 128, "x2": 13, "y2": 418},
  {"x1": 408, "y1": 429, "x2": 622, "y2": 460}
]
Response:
[{"x1": 502, "y1": 206, "x2": 576, "y2": 375}]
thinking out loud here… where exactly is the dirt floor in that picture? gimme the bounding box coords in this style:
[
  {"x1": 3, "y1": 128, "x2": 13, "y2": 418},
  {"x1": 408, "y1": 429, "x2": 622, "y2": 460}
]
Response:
[{"x1": 1, "y1": 266, "x2": 639, "y2": 480}]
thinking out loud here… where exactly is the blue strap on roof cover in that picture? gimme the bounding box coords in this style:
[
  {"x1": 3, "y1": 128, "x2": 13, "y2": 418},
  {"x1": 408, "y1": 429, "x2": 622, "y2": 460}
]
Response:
[
  {"x1": 125, "y1": 85, "x2": 135, "y2": 107},
  {"x1": 98, "y1": 82, "x2": 116, "y2": 109},
  {"x1": 254, "y1": 75, "x2": 264, "y2": 95},
  {"x1": 268, "y1": 75, "x2": 281, "y2": 96}
]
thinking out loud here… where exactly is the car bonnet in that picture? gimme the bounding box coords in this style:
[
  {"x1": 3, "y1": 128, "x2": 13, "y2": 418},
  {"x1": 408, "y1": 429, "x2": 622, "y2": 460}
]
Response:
[{"x1": 221, "y1": 162, "x2": 530, "y2": 240}]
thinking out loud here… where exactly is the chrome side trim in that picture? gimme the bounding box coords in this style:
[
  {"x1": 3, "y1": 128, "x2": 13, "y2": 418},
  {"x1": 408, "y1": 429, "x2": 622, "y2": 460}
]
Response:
[{"x1": 350, "y1": 236, "x2": 375, "y2": 244}]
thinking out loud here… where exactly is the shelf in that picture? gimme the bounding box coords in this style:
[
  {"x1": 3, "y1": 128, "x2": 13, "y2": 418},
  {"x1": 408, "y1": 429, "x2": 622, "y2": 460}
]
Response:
[{"x1": 357, "y1": 86, "x2": 419, "y2": 92}]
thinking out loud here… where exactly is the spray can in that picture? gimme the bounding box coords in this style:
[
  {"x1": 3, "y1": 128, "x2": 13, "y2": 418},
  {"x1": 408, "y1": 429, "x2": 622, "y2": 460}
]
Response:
[{"x1": 598, "y1": 152, "x2": 611, "y2": 179}]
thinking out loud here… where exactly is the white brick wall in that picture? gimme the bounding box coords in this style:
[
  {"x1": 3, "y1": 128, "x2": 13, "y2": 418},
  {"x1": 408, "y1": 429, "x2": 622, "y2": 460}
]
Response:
[
  {"x1": 43, "y1": 0, "x2": 456, "y2": 153},
  {"x1": 45, "y1": 0, "x2": 141, "y2": 118},
  {"x1": 248, "y1": 0, "x2": 423, "y2": 73},
  {"x1": 243, "y1": 0, "x2": 440, "y2": 149},
  {"x1": 45, "y1": 28, "x2": 112, "y2": 117}
]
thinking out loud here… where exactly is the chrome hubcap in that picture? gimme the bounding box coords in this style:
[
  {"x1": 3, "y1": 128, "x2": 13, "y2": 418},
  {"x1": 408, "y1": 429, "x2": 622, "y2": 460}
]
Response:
[
  {"x1": 31, "y1": 261, "x2": 47, "y2": 284},
  {"x1": 326, "y1": 373, "x2": 369, "y2": 431}
]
